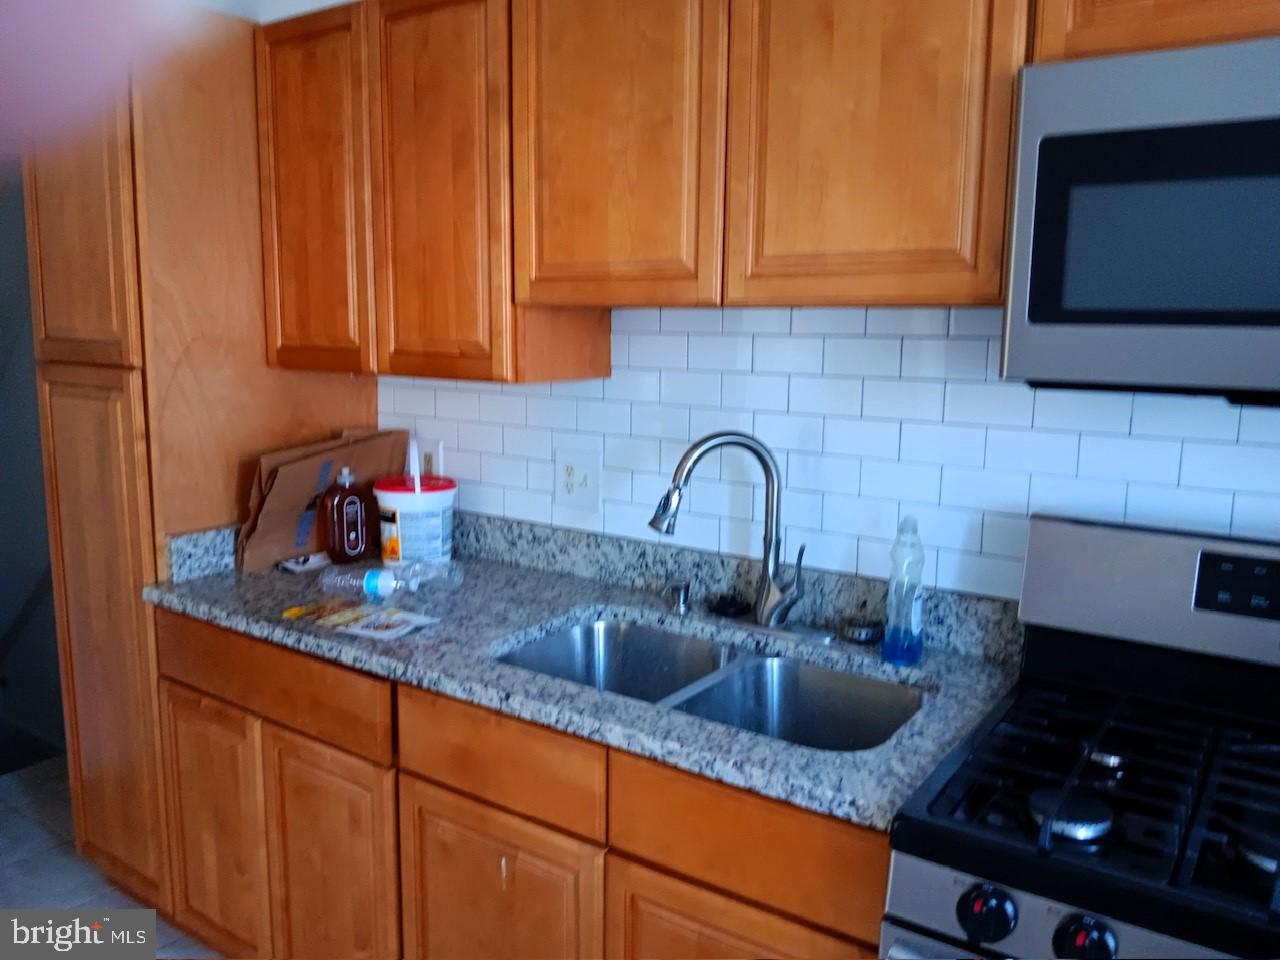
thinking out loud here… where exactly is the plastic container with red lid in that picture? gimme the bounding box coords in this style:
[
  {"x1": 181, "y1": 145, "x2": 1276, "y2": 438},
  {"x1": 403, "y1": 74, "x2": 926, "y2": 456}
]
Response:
[{"x1": 373, "y1": 474, "x2": 457, "y2": 565}]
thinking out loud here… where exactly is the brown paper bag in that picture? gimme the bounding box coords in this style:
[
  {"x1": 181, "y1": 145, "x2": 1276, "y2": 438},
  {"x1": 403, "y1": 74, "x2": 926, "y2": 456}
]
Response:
[{"x1": 237, "y1": 430, "x2": 409, "y2": 572}]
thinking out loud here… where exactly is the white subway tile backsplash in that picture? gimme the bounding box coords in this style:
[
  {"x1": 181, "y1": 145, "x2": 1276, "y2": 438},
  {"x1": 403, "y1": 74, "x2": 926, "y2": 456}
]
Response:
[
  {"x1": 866, "y1": 307, "x2": 948, "y2": 336},
  {"x1": 825, "y1": 418, "x2": 900, "y2": 458},
  {"x1": 949, "y1": 307, "x2": 1003, "y2": 337},
  {"x1": 526, "y1": 396, "x2": 577, "y2": 430},
  {"x1": 629, "y1": 334, "x2": 688, "y2": 368},
  {"x1": 689, "y1": 334, "x2": 753, "y2": 371},
  {"x1": 660, "y1": 307, "x2": 722, "y2": 333},
  {"x1": 722, "y1": 307, "x2": 790, "y2": 334},
  {"x1": 1131, "y1": 394, "x2": 1239, "y2": 441},
  {"x1": 1034, "y1": 389, "x2": 1132, "y2": 433},
  {"x1": 382, "y1": 307, "x2": 1273, "y2": 603},
  {"x1": 754, "y1": 412, "x2": 824, "y2": 452},
  {"x1": 1232, "y1": 494, "x2": 1280, "y2": 539},
  {"x1": 824, "y1": 337, "x2": 901, "y2": 377},
  {"x1": 941, "y1": 467, "x2": 1029, "y2": 513},
  {"x1": 1125, "y1": 483, "x2": 1232, "y2": 534},
  {"x1": 503, "y1": 426, "x2": 553, "y2": 460},
  {"x1": 985, "y1": 428, "x2": 1078, "y2": 476},
  {"x1": 754, "y1": 337, "x2": 824, "y2": 374},
  {"x1": 722, "y1": 373, "x2": 788, "y2": 411},
  {"x1": 863, "y1": 380, "x2": 945, "y2": 421},
  {"x1": 789, "y1": 376, "x2": 862, "y2": 417},
  {"x1": 945, "y1": 382, "x2": 1034, "y2": 427},
  {"x1": 576, "y1": 400, "x2": 631, "y2": 435},
  {"x1": 1182, "y1": 442, "x2": 1280, "y2": 494},
  {"x1": 1078, "y1": 435, "x2": 1181, "y2": 484},
  {"x1": 661, "y1": 370, "x2": 720, "y2": 406},
  {"x1": 862, "y1": 461, "x2": 941, "y2": 504},
  {"x1": 791, "y1": 307, "x2": 866, "y2": 336},
  {"x1": 1028, "y1": 475, "x2": 1126, "y2": 522},
  {"x1": 1240, "y1": 407, "x2": 1280, "y2": 445},
  {"x1": 900, "y1": 338, "x2": 989, "y2": 380},
  {"x1": 900, "y1": 423, "x2": 986, "y2": 467}
]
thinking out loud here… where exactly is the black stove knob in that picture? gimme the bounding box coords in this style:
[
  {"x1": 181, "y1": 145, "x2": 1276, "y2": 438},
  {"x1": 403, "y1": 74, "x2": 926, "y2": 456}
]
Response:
[
  {"x1": 955, "y1": 883, "x2": 1017, "y2": 943},
  {"x1": 1053, "y1": 914, "x2": 1118, "y2": 960}
]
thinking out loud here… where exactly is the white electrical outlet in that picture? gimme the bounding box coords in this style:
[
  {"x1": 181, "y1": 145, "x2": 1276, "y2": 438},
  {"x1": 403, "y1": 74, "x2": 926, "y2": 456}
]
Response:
[
  {"x1": 420, "y1": 439, "x2": 446, "y2": 476},
  {"x1": 554, "y1": 451, "x2": 601, "y2": 512}
]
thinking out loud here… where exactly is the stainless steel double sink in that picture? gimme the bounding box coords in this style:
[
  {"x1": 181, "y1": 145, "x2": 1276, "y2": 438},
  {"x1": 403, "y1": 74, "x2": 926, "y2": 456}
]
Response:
[{"x1": 497, "y1": 619, "x2": 922, "y2": 752}]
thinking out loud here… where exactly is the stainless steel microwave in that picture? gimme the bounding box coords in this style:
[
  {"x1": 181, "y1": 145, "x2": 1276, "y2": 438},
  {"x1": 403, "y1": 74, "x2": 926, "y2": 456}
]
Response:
[{"x1": 1003, "y1": 38, "x2": 1280, "y2": 400}]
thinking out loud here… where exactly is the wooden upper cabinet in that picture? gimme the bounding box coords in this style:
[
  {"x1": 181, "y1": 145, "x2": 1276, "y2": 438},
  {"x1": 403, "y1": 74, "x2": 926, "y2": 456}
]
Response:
[
  {"x1": 1035, "y1": 0, "x2": 1280, "y2": 61},
  {"x1": 724, "y1": 0, "x2": 1026, "y2": 306},
  {"x1": 605, "y1": 856, "x2": 871, "y2": 960},
  {"x1": 400, "y1": 774, "x2": 605, "y2": 960},
  {"x1": 25, "y1": 101, "x2": 142, "y2": 366},
  {"x1": 512, "y1": 0, "x2": 729, "y2": 306},
  {"x1": 257, "y1": 4, "x2": 376, "y2": 373},
  {"x1": 262, "y1": 723, "x2": 399, "y2": 960},
  {"x1": 36, "y1": 364, "x2": 168, "y2": 906},
  {"x1": 160, "y1": 680, "x2": 272, "y2": 959}
]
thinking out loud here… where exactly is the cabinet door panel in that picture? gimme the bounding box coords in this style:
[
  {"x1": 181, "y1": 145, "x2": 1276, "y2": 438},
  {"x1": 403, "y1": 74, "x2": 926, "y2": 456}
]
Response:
[
  {"x1": 605, "y1": 856, "x2": 871, "y2": 960},
  {"x1": 512, "y1": 0, "x2": 728, "y2": 305},
  {"x1": 262, "y1": 722, "x2": 398, "y2": 960},
  {"x1": 400, "y1": 774, "x2": 604, "y2": 960},
  {"x1": 25, "y1": 102, "x2": 142, "y2": 366},
  {"x1": 371, "y1": 0, "x2": 511, "y2": 379},
  {"x1": 725, "y1": 0, "x2": 1025, "y2": 305},
  {"x1": 1035, "y1": 0, "x2": 1280, "y2": 61},
  {"x1": 160, "y1": 681, "x2": 271, "y2": 959},
  {"x1": 257, "y1": 4, "x2": 376, "y2": 372},
  {"x1": 37, "y1": 363, "x2": 168, "y2": 905}
]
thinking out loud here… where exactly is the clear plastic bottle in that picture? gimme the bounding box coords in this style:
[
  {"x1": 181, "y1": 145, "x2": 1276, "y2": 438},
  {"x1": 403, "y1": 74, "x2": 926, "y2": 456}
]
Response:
[
  {"x1": 318, "y1": 566, "x2": 421, "y2": 600},
  {"x1": 883, "y1": 515, "x2": 925, "y2": 666}
]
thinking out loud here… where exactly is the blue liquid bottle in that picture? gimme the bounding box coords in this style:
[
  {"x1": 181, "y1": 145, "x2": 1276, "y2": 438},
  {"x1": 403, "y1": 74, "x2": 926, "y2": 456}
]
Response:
[{"x1": 883, "y1": 515, "x2": 925, "y2": 666}]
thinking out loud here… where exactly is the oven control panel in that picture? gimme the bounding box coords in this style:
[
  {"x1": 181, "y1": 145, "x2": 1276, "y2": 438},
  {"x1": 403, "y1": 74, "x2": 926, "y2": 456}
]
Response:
[{"x1": 1195, "y1": 551, "x2": 1280, "y2": 622}]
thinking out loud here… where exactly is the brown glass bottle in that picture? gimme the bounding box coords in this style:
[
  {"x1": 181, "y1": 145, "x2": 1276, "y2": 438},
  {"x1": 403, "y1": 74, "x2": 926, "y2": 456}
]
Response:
[{"x1": 320, "y1": 466, "x2": 378, "y2": 563}]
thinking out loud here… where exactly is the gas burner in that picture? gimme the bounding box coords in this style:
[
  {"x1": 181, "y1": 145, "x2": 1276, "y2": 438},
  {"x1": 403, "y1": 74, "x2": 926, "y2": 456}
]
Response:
[
  {"x1": 1241, "y1": 843, "x2": 1278, "y2": 877},
  {"x1": 1029, "y1": 786, "x2": 1115, "y2": 842}
]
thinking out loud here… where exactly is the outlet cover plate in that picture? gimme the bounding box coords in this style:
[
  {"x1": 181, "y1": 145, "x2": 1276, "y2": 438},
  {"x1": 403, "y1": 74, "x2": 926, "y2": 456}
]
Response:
[{"x1": 554, "y1": 451, "x2": 601, "y2": 512}]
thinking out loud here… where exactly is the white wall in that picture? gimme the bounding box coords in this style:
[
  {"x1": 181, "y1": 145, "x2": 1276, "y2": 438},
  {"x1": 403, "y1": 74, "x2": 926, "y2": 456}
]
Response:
[
  {"x1": 378, "y1": 306, "x2": 1280, "y2": 601},
  {"x1": 253, "y1": 0, "x2": 347, "y2": 22}
]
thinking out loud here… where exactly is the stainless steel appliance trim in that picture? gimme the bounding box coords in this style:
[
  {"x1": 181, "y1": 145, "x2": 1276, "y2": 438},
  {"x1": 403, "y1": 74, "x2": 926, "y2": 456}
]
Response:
[
  {"x1": 1019, "y1": 515, "x2": 1280, "y2": 668},
  {"x1": 879, "y1": 920, "x2": 980, "y2": 959},
  {"x1": 883, "y1": 851, "x2": 1230, "y2": 959},
  {"x1": 1003, "y1": 37, "x2": 1280, "y2": 392}
]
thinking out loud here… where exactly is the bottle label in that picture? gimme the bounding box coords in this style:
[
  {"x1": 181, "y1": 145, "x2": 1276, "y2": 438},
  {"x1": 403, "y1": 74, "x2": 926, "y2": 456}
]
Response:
[{"x1": 340, "y1": 495, "x2": 366, "y2": 557}]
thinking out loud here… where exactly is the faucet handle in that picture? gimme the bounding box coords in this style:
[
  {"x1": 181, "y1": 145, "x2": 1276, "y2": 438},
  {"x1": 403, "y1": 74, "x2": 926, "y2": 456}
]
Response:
[
  {"x1": 785, "y1": 544, "x2": 806, "y2": 598},
  {"x1": 662, "y1": 580, "x2": 692, "y2": 615}
]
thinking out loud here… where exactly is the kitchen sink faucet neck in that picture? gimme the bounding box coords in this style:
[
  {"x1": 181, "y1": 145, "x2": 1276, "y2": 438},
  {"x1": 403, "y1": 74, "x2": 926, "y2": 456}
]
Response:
[{"x1": 649, "y1": 431, "x2": 805, "y2": 628}]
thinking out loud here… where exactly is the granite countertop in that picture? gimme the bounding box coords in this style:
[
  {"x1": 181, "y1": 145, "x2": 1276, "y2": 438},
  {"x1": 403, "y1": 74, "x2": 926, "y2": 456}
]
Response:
[{"x1": 144, "y1": 558, "x2": 1015, "y2": 832}]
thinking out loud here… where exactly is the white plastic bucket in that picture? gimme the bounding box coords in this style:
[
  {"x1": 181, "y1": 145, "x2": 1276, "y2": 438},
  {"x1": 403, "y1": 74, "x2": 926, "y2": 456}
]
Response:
[{"x1": 373, "y1": 475, "x2": 457, "y2": 566}]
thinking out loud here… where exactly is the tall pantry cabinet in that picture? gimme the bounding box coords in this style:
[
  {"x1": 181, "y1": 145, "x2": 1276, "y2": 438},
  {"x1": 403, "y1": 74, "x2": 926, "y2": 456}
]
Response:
[{"x1": 23, "y1": 9, "x2": 376, "y2": 912}]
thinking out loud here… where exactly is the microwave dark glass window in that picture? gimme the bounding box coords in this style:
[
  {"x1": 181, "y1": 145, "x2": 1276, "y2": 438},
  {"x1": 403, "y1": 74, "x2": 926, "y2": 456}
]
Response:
[{"x1": 1027, "y1": 118, "x2": 1280, "y2": 327}]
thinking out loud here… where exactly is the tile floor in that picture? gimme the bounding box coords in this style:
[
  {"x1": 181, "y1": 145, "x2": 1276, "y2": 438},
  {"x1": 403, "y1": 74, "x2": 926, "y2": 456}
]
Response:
[{"x1": 0, "y1": 757, "x2": 220, "y2": 959}]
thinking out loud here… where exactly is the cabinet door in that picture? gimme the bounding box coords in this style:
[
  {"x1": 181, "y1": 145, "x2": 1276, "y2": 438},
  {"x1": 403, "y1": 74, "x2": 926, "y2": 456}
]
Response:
[
  {"x1": 725, "y1": 0, "x2": 1026, "y2": 305},
  {"x1": 160, "y1": 680, "x2": 272, "y2": 959},
  {"x1": 262, "y1": 722, "x2": 399, "y2": 960},
  {"x1": 257, "y1": 4, "x2": 376, "y2": 373},
  {"x1": 605, "y1": 856, "x2": 871, "y2": 960},
  {"x1": 512, "y1": 0, "x2": 728, "y2": 306},
  {"x1": 36, "y1": 363, "x2": 168, "y2": 906},
  {"x1": 370, "y1": 0, "x2": 513, "y2": 380},
  {"x1": 400, "y1": 774, "x2": 604, "y2": 960},
  {"x1": 25, "y1": 101, "x2": 142, "y2": 366},
  {"x1": 1035, "y1": 0, "x2": 1280, "y2": 61}
]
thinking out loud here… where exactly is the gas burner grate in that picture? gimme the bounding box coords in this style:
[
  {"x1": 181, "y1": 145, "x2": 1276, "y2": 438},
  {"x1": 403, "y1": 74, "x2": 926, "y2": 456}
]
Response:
[{"x1": 928, "y1": 685, "x2": 1211, "y2": 885}]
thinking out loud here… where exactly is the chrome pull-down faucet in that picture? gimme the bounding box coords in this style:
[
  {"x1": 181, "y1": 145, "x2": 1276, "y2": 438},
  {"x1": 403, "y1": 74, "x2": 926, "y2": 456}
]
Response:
[{"x1": 649, "y1": 431, "x2": 805, "y2": 627}]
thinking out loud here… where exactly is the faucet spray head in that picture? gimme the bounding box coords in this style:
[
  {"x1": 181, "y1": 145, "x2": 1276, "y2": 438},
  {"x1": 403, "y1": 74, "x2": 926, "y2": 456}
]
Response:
[{"x1": 648, "y1": 486, "x2": 683, "y2": 535}]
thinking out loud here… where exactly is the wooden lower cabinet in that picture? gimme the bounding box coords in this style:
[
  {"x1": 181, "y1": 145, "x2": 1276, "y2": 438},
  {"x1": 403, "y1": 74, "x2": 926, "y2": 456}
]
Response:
[
  {"x1": 399, "y1": 773, "x2": 605, "y2": 959},
  {"x1": 606, "y1": 856, "x2": 871, "y2": 960},
  {"x1": 160, "y1": 680, "x2": 272, "y2": 959},
  {"x1": 262, "y1": 722, "x2": 399, "y2": 959}
]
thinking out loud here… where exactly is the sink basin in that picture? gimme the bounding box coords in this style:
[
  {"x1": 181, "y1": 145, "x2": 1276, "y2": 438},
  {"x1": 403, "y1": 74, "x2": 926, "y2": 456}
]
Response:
[
  {"x1": 498, "y1": 620, "x2": 737, "y2": 703},
  {"x1": 671, "y1": 657, "x2": 922, "y2": 751}
]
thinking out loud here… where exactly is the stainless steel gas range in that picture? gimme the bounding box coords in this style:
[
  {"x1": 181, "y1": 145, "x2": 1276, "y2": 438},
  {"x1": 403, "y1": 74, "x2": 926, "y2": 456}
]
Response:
[{"x1": 882, "y1": 516, "x2": 1280, "y2": 959}]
